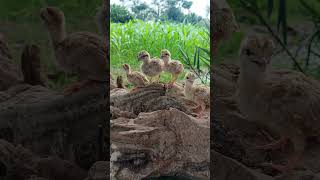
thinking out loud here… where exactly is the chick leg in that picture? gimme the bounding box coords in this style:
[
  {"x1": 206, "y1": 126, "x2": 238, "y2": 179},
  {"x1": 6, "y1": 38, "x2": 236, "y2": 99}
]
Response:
[
  {"x1": 192, "y1": 102, "x2": 206, "y2": 118},
  {"x1": 261, "y1": 134, "x2": 305, "y2": 173},
  {"x1": 168, "y1": 74, "x2": 179, "y2": 88},
  {"x1": 156, "y1": 74, "x2": 161, "y2": 83},
  {"x1": 130, "y1": 86, "x2": 139, "y2": 93},
  {"x1": 254, "y1": 136, "x2": 288, "y2": 151},
  {"x1": 262, "y1": 152, "x2": 302, "y2": 173},
  {"x1": 149, "y1": 77, "x2": 154, "y2": 83},
  {"x1": 64, "y1": 79, "x2": 92, "y2": 95}
]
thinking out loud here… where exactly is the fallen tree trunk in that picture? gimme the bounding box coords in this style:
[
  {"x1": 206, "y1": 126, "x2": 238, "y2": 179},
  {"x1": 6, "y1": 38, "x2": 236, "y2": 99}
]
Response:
[
  {"x1": 0, "y1": 83, "x2": 108, "y2": 170},
  {"x1": 110, "y1": 84, "x2": 210, "y2": 179},
  {"x1": 111, "y1": 109, "x2": 209, "y2": 179}
]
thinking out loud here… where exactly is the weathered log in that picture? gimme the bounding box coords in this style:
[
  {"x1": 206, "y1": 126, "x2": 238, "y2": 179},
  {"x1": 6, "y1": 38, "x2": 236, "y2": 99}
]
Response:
[
  {"x1": 0, "y1": 139, "x2": 87, "y2": 180},
  {"x1": 109, "y1": 82, "x2": 210, "y2": 179},
  {"x1": 0, "y1": 83, "x2": 108, "y2": 170},
  {"x1": 110, "y1": 84, "x2": 194, "y2": 115},
  {"x1": 111, "y1": 108, "x2": 209, "y2": 179}
]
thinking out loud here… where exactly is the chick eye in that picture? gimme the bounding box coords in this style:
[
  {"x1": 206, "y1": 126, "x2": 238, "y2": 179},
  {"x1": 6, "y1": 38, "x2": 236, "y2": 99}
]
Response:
[
  {"x1": 186, "y1": 77, "x2": 189, "y2": 79},
  {"x1": 245, "y1": 49, "x2": 254, "y2": 56}
]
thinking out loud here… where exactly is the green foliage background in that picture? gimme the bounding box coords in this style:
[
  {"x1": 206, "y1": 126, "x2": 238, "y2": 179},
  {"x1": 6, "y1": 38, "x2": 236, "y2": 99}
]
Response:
[{"x1": 110, "y1": 20, "x2": 210, "y2": 83}]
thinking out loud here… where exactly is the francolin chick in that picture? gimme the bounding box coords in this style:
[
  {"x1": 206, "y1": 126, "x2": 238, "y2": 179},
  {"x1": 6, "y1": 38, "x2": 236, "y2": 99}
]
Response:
[
  {"x1": 160, "y1": 49, "x2": 184, "y2": 87},
  {"x1": 40, "y1": 6, "x2": 108, "y2": 95},
  {"x1": 122, "y1": 63, "x2": 149, "y2": 91},
  {"x1": 213, "y1": 0, "x2": 239, "y2": 56},
  {"x1": 137, "y1": 50, "x2": 163, "y2": 83},
  {"x1": 236, "y1": 35, "x2": 320, "y2": 173},
  {"x1": 184, "y1": 72, "x2": 210, "y2": 117}
]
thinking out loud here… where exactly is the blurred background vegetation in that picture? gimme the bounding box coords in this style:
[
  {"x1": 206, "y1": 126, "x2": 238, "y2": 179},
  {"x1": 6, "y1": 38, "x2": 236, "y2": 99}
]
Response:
[
  {"x1": 0, "y1": 0, "x2": 102, "y2": 90},
  {"x1": 110, "y1": 0, "x2": 210, "y2": 85},
  {"x1": 217, "y1": 0, "x2": 320, "y2": 78}
]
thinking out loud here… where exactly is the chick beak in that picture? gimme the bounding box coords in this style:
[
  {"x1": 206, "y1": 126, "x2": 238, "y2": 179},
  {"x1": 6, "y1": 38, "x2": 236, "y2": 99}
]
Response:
[
  {"x1": 234, "y1": 24, "x2": 240, "y2": 32},
  {"x1": 263, "y1": 57, "x2": 270, "y2": 65}
]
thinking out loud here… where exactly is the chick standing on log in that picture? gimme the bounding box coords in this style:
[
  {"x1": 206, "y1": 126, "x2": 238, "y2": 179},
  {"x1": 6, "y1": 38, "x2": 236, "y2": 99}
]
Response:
[
  {"x1": 184, "y1": 72, "x2": 210, "y2": 117},
  {"x1": 137, "y1": 50, "x2": 163, "y2": 83},
  {"x1": 40, "y1": 7, "x2": 108, "y2": 95},
  {"x1": 122, "y1": 63, "x2": 149, "y2": 91},
  {"x1": 160, "y1": 49, "x2": 184, "y2": 87},
  {"x1": 236, "y1": 35, "x2": 320, "y2": 172}
]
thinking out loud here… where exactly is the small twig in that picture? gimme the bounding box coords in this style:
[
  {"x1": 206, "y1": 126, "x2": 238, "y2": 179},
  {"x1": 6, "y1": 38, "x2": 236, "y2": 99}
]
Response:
[
  {"x1": 294, "y1": 37, "x2": 307, "y2": 59},
  {"x1": 311, "y1": 50, "x2": 320, "y2": 59},
  {"x1": 305, "y1": 30, "x2": 320, "y2": 69}
]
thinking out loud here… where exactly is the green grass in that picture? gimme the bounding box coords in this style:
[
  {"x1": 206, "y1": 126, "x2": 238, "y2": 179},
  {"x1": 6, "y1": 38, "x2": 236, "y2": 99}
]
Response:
[
  {"x1": 110, "y1": 20, "x2": 210, "y2": 83},
  {"x1": 229, "y1": 0, "x2": 320, "y2": 24},
  {"x1": 0, "y1": 0, "x2": 101, "y2": 22},
  {"x1": 215, "y1": 32, "x2": 244, "y2": 64},
  {"x1": 218, "y1": 1, "x2": 319, "y2": 66}
]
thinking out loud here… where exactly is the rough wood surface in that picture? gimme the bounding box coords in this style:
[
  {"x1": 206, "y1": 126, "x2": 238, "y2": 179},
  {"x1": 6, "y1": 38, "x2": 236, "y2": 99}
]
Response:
[
  {"x1": 111, "y1": 109, "x2": 209, "y2": 179},
  {"x1": 0, "y1": 83, "x2": 108, "y2": 170},
  {"x1": 110, "y1": 84, "x2": 210, "y2": 179}
]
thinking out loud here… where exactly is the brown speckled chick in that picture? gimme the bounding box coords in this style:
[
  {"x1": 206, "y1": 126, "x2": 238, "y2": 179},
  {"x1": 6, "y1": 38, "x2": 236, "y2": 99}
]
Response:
[
  {"x1": 137, "y1": 50, "x2": 163, "y2": 83},
  {"x1": 236, "y1": 35, "x2": 320, "y2": 172},
  {"x1": 122, "y1": 63, "x2": 149, "y2": 90},
  {"x1": 213, "y1": 0, "x2": 239, "y2": 56},
  {"x1": 40, "y1": 6, "x2": 108, "y2": 95},
  {"x1": 184, "y1": 72, "x2": 210, "y2": 117},
  {"x1": 160, "y1": 49, "x2": 184, "y2": 86}
]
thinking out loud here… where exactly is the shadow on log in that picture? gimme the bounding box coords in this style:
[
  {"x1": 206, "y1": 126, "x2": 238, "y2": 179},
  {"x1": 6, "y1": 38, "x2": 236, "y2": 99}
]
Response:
[{"x1": 0, "y1": 83, "x2": 108, "y2": 170}]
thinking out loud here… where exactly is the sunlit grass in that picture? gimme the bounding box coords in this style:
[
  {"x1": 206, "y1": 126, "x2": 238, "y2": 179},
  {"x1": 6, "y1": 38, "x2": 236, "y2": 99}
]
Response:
[{"x1": 110, "y1": 20, "x2": 210, "y2": 82}]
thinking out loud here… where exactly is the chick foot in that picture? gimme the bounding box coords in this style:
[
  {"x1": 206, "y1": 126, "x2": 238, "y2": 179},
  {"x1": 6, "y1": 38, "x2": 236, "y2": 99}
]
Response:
[
  {"x1": 167, "y1": 82, "x2": 175, "y2": 89},
  {"x1": 129, "y1": 87, "x2": 140, "y2": 93},
  {"x1": 254, "y1": 136, "x2": 288, "y2": 151},
  {"x1": 191, "y1": 104, "x2": 204, "y2": 118},
  {"x1": 63, "y1": 79, "x2": 92, "y2": 95},
  {"x1": 261, "y1": 152, "x2": 302, "y2": 173}
]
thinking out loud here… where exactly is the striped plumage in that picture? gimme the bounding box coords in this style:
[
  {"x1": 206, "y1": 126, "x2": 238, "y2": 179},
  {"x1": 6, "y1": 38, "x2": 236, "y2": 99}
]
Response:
[
  {"x1": 137, "y1": 50, "x2": 163, "y2": 83},
  {"x1": 123, "y1": 63, "x2": 148, "y2": 88},
  {"x1": 40, "y1": 7, "x2": 108, "y2": 94},
  {"x1": 237, "y1": 35, "x2": 320, "y2": 172}
]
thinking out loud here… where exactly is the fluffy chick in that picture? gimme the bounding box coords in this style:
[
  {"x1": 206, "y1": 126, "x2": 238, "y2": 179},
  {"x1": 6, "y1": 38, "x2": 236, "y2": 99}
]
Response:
[
  {"x1": 160, "y1": 49, "x2": 184, "y2": 86},
  {"x1": 122, "y1": 63, "x2": 149, "y2": 90},
  {"x1": 237, "y1": 35, "x2": 320, "y2": 172},
  {"x1": 137, "y1": 50, "x2": 163, "y2": 83},
  {"x1": 184, "y1": 72, "x2": 210, "y2": 117}
]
